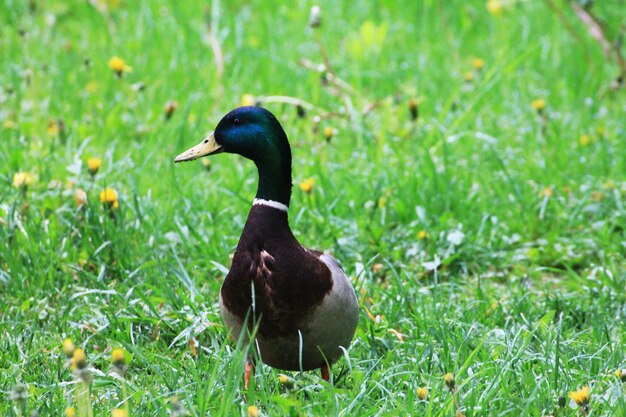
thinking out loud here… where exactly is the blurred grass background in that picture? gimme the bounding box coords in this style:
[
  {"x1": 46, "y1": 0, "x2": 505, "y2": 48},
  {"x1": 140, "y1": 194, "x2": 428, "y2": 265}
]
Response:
[{"x1": 1, "y1": 0, "x2": 625, "y2": 416}]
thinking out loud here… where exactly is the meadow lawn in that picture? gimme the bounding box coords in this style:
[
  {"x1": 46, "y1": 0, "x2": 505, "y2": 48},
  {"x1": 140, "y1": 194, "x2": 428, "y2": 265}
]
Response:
[{"x1": 1, "y1": 0, "x2": 625, "y2": 415}]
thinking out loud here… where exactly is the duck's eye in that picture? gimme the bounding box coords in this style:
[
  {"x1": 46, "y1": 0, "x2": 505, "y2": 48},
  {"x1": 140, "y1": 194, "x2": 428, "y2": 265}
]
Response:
[{"x1": 233, "y1": 118, "x2": 240, "y2": 124}]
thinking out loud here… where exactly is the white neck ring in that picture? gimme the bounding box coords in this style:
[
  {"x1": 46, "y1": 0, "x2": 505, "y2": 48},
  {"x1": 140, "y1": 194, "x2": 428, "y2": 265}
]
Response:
[{"x1": 253, "y1": 198, "x2": 289, "y2": 213}]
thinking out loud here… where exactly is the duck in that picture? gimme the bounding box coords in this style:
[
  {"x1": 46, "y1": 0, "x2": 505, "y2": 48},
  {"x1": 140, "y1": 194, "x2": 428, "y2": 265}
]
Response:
[{"x1": 174, "y1": 106, "x2": 359, "y2": 387}]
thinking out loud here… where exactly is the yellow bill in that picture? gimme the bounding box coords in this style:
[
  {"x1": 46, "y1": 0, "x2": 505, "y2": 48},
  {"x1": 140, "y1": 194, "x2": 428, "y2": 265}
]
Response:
[{"x1": 174, "y1": 131, "x2": 222, "y2": 163}]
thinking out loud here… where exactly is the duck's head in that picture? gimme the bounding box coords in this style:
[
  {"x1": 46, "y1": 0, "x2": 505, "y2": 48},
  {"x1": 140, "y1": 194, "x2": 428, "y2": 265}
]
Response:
[{"x1": 175, "y1": 106, "x2": 293, "y2": 206}]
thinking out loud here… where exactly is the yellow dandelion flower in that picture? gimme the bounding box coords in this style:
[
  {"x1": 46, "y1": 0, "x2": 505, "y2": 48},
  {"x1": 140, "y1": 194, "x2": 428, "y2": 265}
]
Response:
[
  {"x1": 102, "y1": 0, "x2": 122, "y2": 10},
  {"x1": 12, "y1": 172, "x2": 34, "y2": 188},
  {"x1": 201, "y1": 158, "x2": 212, "y2": 171},
  {"x1": 578, "y1": 134, "x2": 591, "y2": 147},
  {"x1": 71, "y1": 348, "x2": 87, "y2": 370},
  {"x1": 299, "y1": 178, "x2": 315, "y2": 193},
  {"x1": 108, "y1": 56, "x2": 132, "y2": 76},
  {"x1": 62, "y1": 338, "x2": 76, "y2": 358},
  {"x1": 323, "y1": 126, "x2": 336, "y2": 142},
  {"x1": 602, "y1": 180, "x2": 615, "y2": 190},
  {"x1": 417, "y1": 386, "x2": 428, "y2": 400},
  {"x1": 241, "y1": 94, "x2": 256, "y2": 107},
  {"x1": 590, "y1": 191, "x2": 604, "y2": 202},
  {"x1": 486, "y1": 0, "x2": 503, "y2": 16},
  {"x1": 532, "y1": 99, "x2": 546, "y2": 112},
  {"x1": 100, "y1": 188, "x2": 118, "y2": 203},
  {"x1": 65, "y1": 407, "x2": 76, "y2": 417},
  {"x1": 568, "y1": 385, "x2": 590, "y2": 407},
  {"x1": 595, "y1": 126, "x2": 606, "y2": 137},
  {"x1": 100, "y1": 188, "x2": 119, "y2": 209},
  {"x1": 247, "y1": 405, "x2": 260, "y2": 417},
  {"x1": 378, "y1": 196, "x2": 387, "y2": 209},
  {"x1": 463, "y1": 71, "x2": 474, "y2": 82},
  {"x1": 541, "y1": 187, "x2": 553, "y2": 198},
  {"x1": 47, "y1": 120, "x2": 59, "y2": 135},
  {"x1": 111, "y1": 409, "x2": 128, "y2": 417},
  {"x1": 111, "y1": 348, "x2": 126, "y2": 365},
  {"x1": 443, "y1": 372, "x2": 455, "y2": 389},
  {"x1": 472, "y1": 58, "x2": 485, "y2": 70},
  {"x1": 87, "y1": 157, "x2": 102, "y2": 176},
  {"x1": 616, "y1": 369, "x2": 626, "y2": 382},
  {"x1": 278, "y1": 374, "x2": 294, "y2": 388},
  {"x1": 417, "y1": 230, "x2": 430, "y2": 240}
]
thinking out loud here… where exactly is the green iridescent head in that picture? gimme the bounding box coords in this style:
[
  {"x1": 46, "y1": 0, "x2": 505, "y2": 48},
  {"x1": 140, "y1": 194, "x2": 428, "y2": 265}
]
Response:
[{"x1": 175, "y1": 106, "x2": 293, "y2": 206}]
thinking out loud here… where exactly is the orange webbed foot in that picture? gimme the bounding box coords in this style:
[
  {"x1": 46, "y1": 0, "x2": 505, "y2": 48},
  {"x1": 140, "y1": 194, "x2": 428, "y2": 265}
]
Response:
[
  {"x1": 321, "y1": 364, "x2": 330, "y2": 382},
  {"x1": 244, "y1": 360, "x2": 255, "y2": 391}
]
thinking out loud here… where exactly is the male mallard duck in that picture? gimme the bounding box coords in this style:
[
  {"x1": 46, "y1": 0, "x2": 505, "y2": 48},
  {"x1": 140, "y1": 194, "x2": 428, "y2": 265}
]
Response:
[{"x1": 175, "y1": 106, "x2": 359, "y2": 385}]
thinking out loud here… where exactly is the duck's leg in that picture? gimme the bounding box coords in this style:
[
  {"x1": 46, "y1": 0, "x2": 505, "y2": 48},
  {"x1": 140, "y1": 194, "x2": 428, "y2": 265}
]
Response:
[
  {"x1": 321, "y1": 364, "x2": 330, "y2": 381},
  {"x1": 244, "y1": 360, "x2": 255, "y2": 390}
]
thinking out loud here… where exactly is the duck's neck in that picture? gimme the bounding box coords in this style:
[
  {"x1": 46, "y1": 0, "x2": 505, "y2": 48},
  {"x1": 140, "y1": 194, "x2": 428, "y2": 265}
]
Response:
[
  {"x1": 241, "y1": 203, "x2": 293, "y2": 249},
  {"x1": 253, "y1": 153, "x2": 292, "y2": 208}
]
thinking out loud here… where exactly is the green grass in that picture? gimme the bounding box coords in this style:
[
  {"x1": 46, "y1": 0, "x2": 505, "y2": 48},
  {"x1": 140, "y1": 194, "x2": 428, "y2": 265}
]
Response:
[{"x1": 1, "y1": 0, "x2": 625, "y2": 415}]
